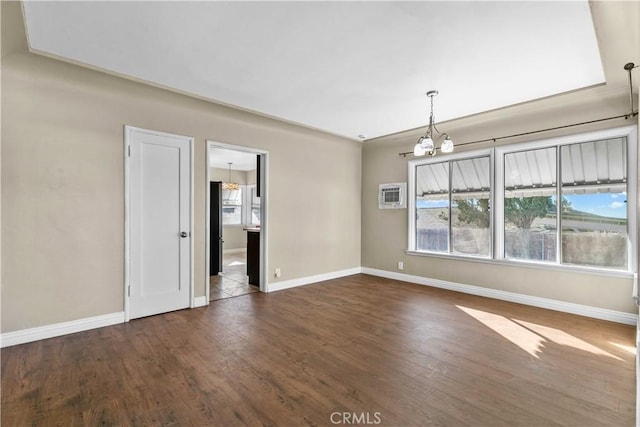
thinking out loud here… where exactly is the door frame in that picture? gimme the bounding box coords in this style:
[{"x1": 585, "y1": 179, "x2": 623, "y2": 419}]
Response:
[
  {"x1": 124, "y1": 125, "x2": 195, "y2": 322},
  {"x1": 206, "y1": 141, "x2": 268, "y2": 302},
  {"x1": 209, "y1": 181, "x2": 223, "y2": 277}
]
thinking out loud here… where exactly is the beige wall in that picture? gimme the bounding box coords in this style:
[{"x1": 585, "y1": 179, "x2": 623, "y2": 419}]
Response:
[
  {"x1": 362, "y1": 92, "x2": 638, "y2": 314},
  {"x1": 2, "y1": 1, "x2": 637, "y2": 334},
  {"x1": 1, "y1": 3, "x2": 361, "y2": 332},
  {"x1": 362, "y1": 0, "x2": 640, "y2": 315},
  {"x1": 210, "y1": 167, "x2": 248, "y2": 185},
  {"x1": 221, "y1": 228, "x2": 246, "y2": 252},
  {"x1": 247, "y1": 169, "x2": 257, "y2": 185}
]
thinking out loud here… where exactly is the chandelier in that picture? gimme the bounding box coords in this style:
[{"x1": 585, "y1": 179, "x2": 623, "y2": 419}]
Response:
[
  {"x1": 413, "y1": 90, "x2": 454, "y2": 156},
  {"x1": 222, "y1": 162, "x2": 239, "y2": 191}
]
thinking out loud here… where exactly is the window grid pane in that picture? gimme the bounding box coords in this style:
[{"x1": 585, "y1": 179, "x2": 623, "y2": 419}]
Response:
[
  {"x1": 503, "y1": 147, "x2": 557, "y2": 262},
  {"x1": 451, "y1": 157, "x2": 491, "y2": 257},
  {"x1": 415, "y1": 162, "x2": 449, "y2": 253},
  {"x1": 560, "y1": 138, "x2": 628, "y2": 269},
  {"x1": 250, "y1": 187, "x2": 261, "y2": 226}
]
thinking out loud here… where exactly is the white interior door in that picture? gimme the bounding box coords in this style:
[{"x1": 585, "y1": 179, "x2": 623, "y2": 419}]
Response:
[{"x1": 126, "y1": 126, "x2": 192, "y2": 320}]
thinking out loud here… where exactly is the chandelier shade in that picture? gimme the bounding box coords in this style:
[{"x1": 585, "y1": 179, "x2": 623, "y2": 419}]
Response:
[{"x1": 440, "y1": 135, "x2": 454, "y2": 153}]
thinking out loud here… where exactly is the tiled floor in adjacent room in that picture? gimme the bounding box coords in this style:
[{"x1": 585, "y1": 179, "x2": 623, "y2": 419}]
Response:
[{"x1": 209, "y1": 250, "x2": 259, "y2": 301}]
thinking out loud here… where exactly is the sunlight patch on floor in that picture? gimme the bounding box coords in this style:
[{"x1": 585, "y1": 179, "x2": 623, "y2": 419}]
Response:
[
  {"x1": 457, "y1": 306, "x2": 544, "y2": 358},
  {"x1": 456, "y1": 305, "x2": 624, "y2": 360},
  {"x1": 513, "y1": 319, "x2": 622, "y2": 361},
  {"x1": 609, "y1": 341, "x2": 636, "y2": 356},
  {"x1": 227, "y1": 261, "x2": 245, "y2": 267}
]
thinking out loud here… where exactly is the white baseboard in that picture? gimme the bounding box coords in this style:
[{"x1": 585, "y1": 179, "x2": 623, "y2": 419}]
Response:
[
  {"x1": 5, "y1": 268, "x2": 634, "y2": 347},
  {"x1": 1, "y1": 312, "x2": 125, "y2": 348},
  {"x1": 362, "y1": 267, "x2": 638, "y2": 325},
  {"x1": 193, "y1": 296, "x2": 208, "y2": 308},
  {"x1": 223, "y1": 248, "x2": 246, "y2": 254},
  {"x1": 267, "y1": 267, "x2": 362, "y2": 293}
]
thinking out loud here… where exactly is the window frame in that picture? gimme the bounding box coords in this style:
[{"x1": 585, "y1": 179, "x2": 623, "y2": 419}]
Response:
[
  {"x1": 222, "y1": 187, "x2": 243, "y2": 227},
  {"x1": 407, "y1": 125, "x2": 637, "y2": 275},
  {"x1": 495, "y1": 126, "x2": 637, "y2": 272},
  {"x1": 243, "y1": 184, "x2": 261, "y2": 226},
  {"x1": 408, "y1": 147, "x2": 494, "y2": 260},
  {"x1": 496, "y1": 144, "x2": 559, "y2": 264}
]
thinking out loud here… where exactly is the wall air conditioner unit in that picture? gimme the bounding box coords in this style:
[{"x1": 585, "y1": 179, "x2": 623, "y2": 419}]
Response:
[{"x1": 378, "y1": 183, "x2": 407, "y2": 209}]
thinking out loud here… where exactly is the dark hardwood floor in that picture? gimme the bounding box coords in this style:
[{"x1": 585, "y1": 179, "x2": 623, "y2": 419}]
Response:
[{"x1": 2, "y1": 274, "x2": 636, "y2": 426}]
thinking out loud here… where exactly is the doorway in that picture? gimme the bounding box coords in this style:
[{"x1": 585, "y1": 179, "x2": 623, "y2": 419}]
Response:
[{"x1": 206, "y1": 142, "x2": 267, "y2": 302}]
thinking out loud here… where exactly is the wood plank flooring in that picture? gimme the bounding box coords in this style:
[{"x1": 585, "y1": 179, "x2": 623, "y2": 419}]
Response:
[{"x1": 1, "y1": 274, "x2": 636, "y2": 426}]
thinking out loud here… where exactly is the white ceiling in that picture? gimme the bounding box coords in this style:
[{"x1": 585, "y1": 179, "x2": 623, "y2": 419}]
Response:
[
  {"x1": 209, "y1": 147, "x2": 258, "y2": 171},
  {"x1": 22, "y1": 1, "x2": 605, "y2": 141}
]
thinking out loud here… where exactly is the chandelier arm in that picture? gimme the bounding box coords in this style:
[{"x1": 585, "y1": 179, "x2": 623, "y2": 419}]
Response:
[{"x1": 431, "y1": 121, "x2": 445, "y2": 137}]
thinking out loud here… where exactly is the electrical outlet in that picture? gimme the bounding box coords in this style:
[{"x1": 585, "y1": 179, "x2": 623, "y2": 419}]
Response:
[
  {"x1": 398, "y1": 261, "x2": 404, "y2": 270},
  {"x1": 275, "y1": 268, "x2": 281, "y2": 278}
]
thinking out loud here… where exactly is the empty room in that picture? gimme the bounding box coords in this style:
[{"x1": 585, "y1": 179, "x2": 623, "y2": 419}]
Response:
[{"x1": 2, "y1": 1, "x2": 639, "y2": 426}]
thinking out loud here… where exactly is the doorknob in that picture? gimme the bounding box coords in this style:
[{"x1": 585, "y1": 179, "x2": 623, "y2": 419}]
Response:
[{"x1": 180, "y1": 232, "x2": 188, "y2": 238}]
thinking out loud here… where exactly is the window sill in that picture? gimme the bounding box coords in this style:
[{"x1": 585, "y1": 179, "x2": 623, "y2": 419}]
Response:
[{"x1": 405, "y1": 250, "x2": 634, "y2": 279}]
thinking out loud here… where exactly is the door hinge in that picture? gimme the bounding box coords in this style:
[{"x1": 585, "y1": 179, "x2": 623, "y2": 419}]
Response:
[
  {"x1": 128, "y1": 145, "x2": 131, "y2": 157},
  {"x1": 128, "y1": 286, "x2": 130, "y2": 297}
]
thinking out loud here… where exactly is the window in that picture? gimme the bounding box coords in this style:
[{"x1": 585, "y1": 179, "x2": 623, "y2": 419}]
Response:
[
  {"x1": 222, "y1": 188, "x2": 242, "y2": 225},
  {"x1": 222, "y1": 185, "x2": 261, "y2": 227},
  {"x1": 408, "y1": 126, "x2": 636, "y2": 273},
  {"x1": 412, "y1": 151, "x2": 491, "y2": 257},
  {"x1": 415, "y1": 162, "x2": 449, "y2": 252},
  {"x1": 451, "y1": 157, "x2": 491, "y2": 257},
  {"x1": 250, "y1": 186, "x2": 261, "y2": 225},
  {"x1": 560, "y1": 138, "x2": 628, "y2": 269},
  {"x1": 503, "y1": 147, "x2": 557, "y2": 262},
  {"x1": 498, "y1": 136, "x2": 631, "y2": 270},
  {"x1": 244, "y1": 185, "x2": 261, "y2": 226}
]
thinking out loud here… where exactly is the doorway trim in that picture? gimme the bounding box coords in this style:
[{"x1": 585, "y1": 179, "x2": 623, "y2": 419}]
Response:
[
  {"x1": 124, "y1": 126, "x2": 195, "y2": 322},
  {"x1": 206, "y1": 141, "x2": 268, "y2": 302}
]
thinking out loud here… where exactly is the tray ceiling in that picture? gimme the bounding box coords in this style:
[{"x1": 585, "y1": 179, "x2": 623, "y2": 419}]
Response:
[{"x1": 22, "y1": 1, "x2": 605, "y2": 140}]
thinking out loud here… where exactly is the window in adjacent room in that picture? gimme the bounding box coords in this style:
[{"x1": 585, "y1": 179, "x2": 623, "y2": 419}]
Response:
[
  {"x1": 244, "y1": 185, "x2": 261, "y2": 226},
  {"x1": 222, "y1": 188, "x2": 242, "y2": 225},
  {"x1": 250, "y1": 186, "x2": 261, "y2": 225}
]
